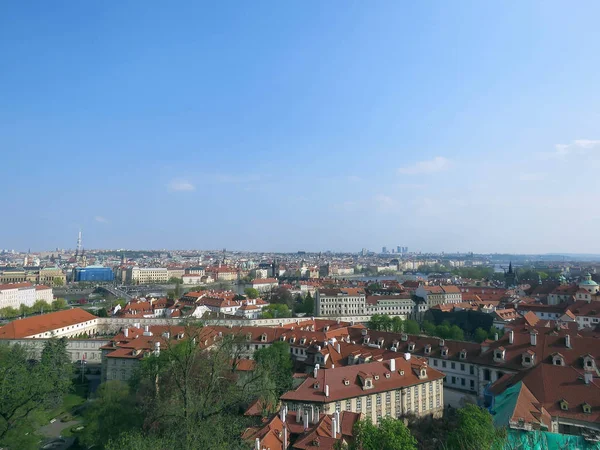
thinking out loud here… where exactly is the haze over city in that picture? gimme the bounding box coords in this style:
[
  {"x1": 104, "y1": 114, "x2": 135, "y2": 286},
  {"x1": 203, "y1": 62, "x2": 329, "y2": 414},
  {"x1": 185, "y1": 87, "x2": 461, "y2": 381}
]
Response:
[{"x1": 2, "y1": 1, "x2": 600, "y2": 253}]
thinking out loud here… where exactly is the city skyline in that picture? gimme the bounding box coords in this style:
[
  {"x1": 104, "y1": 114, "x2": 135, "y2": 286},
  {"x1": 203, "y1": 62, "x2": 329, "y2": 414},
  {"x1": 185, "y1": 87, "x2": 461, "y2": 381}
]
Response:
[{"x1": 2, "y1": 2, "x2": 600, "y2": 253}]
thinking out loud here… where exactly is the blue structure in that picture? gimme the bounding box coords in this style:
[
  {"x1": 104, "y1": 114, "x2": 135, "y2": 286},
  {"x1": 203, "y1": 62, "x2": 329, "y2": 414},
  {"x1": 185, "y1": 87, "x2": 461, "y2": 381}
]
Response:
[{"x1": 73, "y1": 265, "x2": 114, "y2": 282}]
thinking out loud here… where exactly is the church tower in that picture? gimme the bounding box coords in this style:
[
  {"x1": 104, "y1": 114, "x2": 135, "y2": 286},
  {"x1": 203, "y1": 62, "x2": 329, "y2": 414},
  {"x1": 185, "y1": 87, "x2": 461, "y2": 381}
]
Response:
[{"x1": 504, "y1": 262, "x2": 517, "y2": 288}]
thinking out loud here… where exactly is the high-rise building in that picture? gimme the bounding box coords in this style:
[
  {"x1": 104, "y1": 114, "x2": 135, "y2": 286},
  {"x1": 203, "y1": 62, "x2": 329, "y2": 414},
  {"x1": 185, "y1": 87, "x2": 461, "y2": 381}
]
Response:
[{"x1": 382, "y1": 246, "x2": 388, "y2": 254}]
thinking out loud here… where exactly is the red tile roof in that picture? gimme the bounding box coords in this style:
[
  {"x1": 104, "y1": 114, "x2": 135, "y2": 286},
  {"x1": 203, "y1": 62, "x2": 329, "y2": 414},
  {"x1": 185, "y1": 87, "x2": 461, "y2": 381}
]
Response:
[{"x1": 0, "y1": 308, "x2": 97, "y2": 339}]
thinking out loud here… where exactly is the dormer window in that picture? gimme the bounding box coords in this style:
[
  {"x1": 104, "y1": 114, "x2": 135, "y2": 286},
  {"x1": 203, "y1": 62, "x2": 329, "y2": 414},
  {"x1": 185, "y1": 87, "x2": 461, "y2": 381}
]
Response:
[
  {"x1": 400, "y1": 370, "x2": 405, "y2": 376},
  {"x1": 344, "y1": 379, "x2": 350, "y2": 386},
  {"x1": 460, "y1": 350, "x2": 467, "y2": 359},
  {"x1": 441, "y1": 347, "x2": 448, "y2": 357},
  {"x1": 280, "y1": 335, "x2": 286, "y2": 341},
  {"x1": 494, "y1": 347, "x2": 506, "y2": 362},
  {"x1": 314, "y1": 382, "x2": 320, "y2": 389},
  {"x1": 377, "y1": 337, "x2": 385, "y2": 346},
  {"x1": 261, "y1": 333, "x2": 268, "y2": 342},
  {"x1": 289, "y1": 337, "x2": 296, "y2": 344},
  {"x1": 583, "y1": 403, "x2": 592, "y2": 414},
  {"x1": 583, "y1": 354, "x2": 596, "y2": 371},
  {"x1": 522, "y1": 351, "x2": 535, "y2": 367},
  {"x1": 560, "y1": 399, "x2": 568, "y2": 411},
  {"x1": 408, "y1": 342, "x2": 415, "y2": 352},
  {"x1": 552, "y1": 353, "x2": 564, "y2": 366},
  {"x1": 300, "y1": 337, "x2": 306, "y2": 345},
  {"x1": 374, "y1": 375, "x2": 379, "y2": 380},
  {"x1": 385, "y1": 373, "x2": 390, "y2": 378},
  {"x1": 246, "y1": 333, "x2": 252, "y2": 341},
  {"x1": 425, "y1": 345, "x2": 431, "y2": 354},
  {"x1": 419, "y1": 368, "x2": 427, "y2": 379},
  {"x1": 401, "y1": 333, "x2": 408, "y2": 342}
]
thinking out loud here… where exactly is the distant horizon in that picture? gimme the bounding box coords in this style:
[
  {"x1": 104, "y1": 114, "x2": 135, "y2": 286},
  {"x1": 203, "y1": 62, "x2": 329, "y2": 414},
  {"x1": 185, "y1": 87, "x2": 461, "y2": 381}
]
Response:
[{"x1": 2, "y1": 2, "x2": 599, "y2": 254}]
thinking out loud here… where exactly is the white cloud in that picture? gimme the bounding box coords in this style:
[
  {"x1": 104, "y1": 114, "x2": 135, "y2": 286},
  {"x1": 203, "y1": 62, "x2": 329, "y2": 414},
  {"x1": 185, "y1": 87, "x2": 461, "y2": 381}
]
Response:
[
  {"x1": 398, "y1": 156, "x2": 451, "y2": 175},
  {"x1": 541, "y1": 139, "x2": 600, "y2": 159},
  {"x1": 94, "y1": 216, "x2": 108, "y2": 223},
  {"x1": 519, "y1": 173, "x2": 545, "y2": 182},
  {"x1": 167, "y1": 179, "x2": 196, "y2": 192},
  {"x1": 374, "y1": 194, "x2": 397, "y2": 212}
]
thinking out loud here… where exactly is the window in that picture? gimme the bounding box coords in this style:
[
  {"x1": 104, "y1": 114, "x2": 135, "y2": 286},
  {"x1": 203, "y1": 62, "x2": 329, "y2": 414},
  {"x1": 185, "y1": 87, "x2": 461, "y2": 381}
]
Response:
[
  {"x1": 470, "y1": 380, "x2": 475, "y2": 389},
  {"x1": 366, "y1": 397, "x2": 372, "y2": 408},
  {"x1": 336, "y1": 402, "x2": 341, "y2": 412},
  {"x1": 451, "y1": 362, "x2": 456, "y2": 370},
  {"x1": 346, "y1": 400, "x2": 352, "y2": 411},
  {"x1": 460, "y1": 363, "x2": 465, "y2": 371},
  {"x1": 442, "y1": 361, "x2": 447, "y2": 368},
  {"x1": 376, "y1": 395, "x2": 381, "y2": 406},
  {"x1": 470, "y1": 365, "x2": 474, "y2": 375},
  {"x1": 433, "y1": 359, "x2": 438, "y2": 367},
  {"x1": 583, "y1": 403, "x2": 592, "y2": 414},
  {"x1": 451, "y1": 376, "x2": 456, "y2": 384},
  {"x1": 386, "y1": 392, "x2": 391, "y2": 404},
  {"x1": 461, "y1": 378, "x2": 465, "y2": 386}
]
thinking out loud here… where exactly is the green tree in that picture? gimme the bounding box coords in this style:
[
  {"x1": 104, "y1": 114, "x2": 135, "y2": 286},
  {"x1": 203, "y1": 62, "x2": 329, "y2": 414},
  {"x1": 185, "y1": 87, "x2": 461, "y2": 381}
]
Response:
[
  {"x1": 31, "y1": 299, "x2": 51, "y2": 314},
  {"x1": 449, "y1": 325, "x2": 465, "y2": 340},
  {"x1": 448, "y1": 404, "x2": 505, "y2": 450},
  {"x1": 271, "y1": 287, "x2": 294, "y2": 309},
  {"x1": 383, "y1": 315, "x2": 395, "y2": 332},
  {"x1": 253, "y1": 341, "x2": 294, "y2": 409},
  {"x1": 96, "y1": 307, "x2": 109, "y2": 317},
  {"x1": 0, "y1": 307, "x2": 19, "y2": 319},
  {"x1": 0, "y1": 339, "x2": 73, "y2": 448},
  {"x1": 404, "y1": 319, "x2": 420, "y2": 334},
  {"x1": 422, "y1": 320, "x2": 436, "y2": 336},
  {"x1": 391, "y1": 316, "x2": 404, "y2": 333},
  {"x1": 488, "y1": 326, "x2": 504, "y2": 340},
  {"x1": 81, "y1": 381, "x2": 143, "y2": 449},
  {"x1": 51, "y1": 298, "x2": 68, "y2": 311},
  {"x1": 105, "y1": 431, "x2": 174, "y2": 450},
  {"x1": 474, "y1": 327, "x2": 489, "y2": 343},
  {"x1": 53, "y1": 277, "x2": 64, "y2": 287},
  {"x1": 19, "y1": 303, "x2": 31, "y2": 317},
  {"x1": 369, "y1": 314, "x2": 383, "y2": 331},
  {"x1": 244, "y1": 287, "x2": 260, "y2": 299},
  {"x1": 300, "y1": 292, "x2": 315, "y2": 315},
  {"x1": 261, "y1": 303, "x2": 291, "y2": 318},
  {"x1": 435, "y1": 324, "x2": 450, "y2": 339},
  {"x1": 351, "y1": 417, "x2": 417, "y2": 450}
]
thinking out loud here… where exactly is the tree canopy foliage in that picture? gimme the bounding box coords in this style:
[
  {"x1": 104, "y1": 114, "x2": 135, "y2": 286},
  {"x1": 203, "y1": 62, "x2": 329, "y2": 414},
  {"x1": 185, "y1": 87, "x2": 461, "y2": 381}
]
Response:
[
  {"x1": 351, "y1": 417, "x2": 417, "y2": 450},
  {"x1": 0, "y1": 338, "x2": 73, "y2": 449}
]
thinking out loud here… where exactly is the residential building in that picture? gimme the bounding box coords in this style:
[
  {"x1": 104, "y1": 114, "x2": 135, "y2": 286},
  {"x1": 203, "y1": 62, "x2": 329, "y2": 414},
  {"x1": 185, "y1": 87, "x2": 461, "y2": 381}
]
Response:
[
  {"x1": 167, "y1": 267, "x2": 186, "y2": 279},
  {"x1": 0, "y1": 282, "x2": 53, "y2": 309},
  {"x1": 316, "y1": 288, "x2": 366, "y2": 316},
  {"x1": 415, "y1": 285, "x2": 462, "y2": 308},
  {"x1": 0, "y1": 308, "x2": 99, "y2": 339},
  {"x1": 0, "y1": 268, "x2": 27, "y2": 284},
  {"x1": 126, "y1": 267, "x2": 169, "y2": 284},
  {"x1": 182, "y1": 273, "x2": 205, "y2": 285},
  {"x1": 281, "y1": 355, "x2": 444, "y2": 422},
  {"x1": 249, "y1": 278, "x2": 279, "y2": 293},
  {"x1": 365, "y1": 294, "x2": 414, "y2": 317},
  {"x1": 206, "y1": 266, "x2": 238, "y2": 281}
]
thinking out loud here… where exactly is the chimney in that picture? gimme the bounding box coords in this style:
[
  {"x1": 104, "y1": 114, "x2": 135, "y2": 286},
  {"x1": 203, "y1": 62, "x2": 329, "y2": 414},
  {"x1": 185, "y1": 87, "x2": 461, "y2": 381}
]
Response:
[
  {"x1": 154, "y1": 341, "x2": 160, "y2": 356},
  {"x1": 439, "y1": 339, "x2": 445, "y2": 347},
  {"x1": 144, "y1": 325, "x2": 150, "y2": 333},
  {"x1": 508, "y1": 330, "x2": 514, "y2": 344},
  {"x1": 494, "y1": 333, "x2": 499, "y2": 341},
  {"x1": 530, "y1": 330, "x2": 537, "y2": 346},
  {"x1": 280, "y1": 405, "x2": 286, "y2": 423},
  {"x1": 332, "y1": 417, "x2": 337, "y2": 439},
  {"x1": 314, "y1": 367, "x2": 319, "y2": 378},
  {"x1": 336, "y1": 343, "x2": 341, "y2": 354},
  {"x1": 283, "y1": 426, "x2": 288, "y2": 449},
  {"x1": 585, "y1": 372, "x2": 593, "y2": 385},
  {"x1": 404, "y1": 353, "x2": 411, "y2": 361},
  {"x1": 334, "y1": 410, "x2": 340, "y2": 434},
  {"x1": 565, "y1": 334, "x2": 571, "y2": 348},
  {"x1": 124, "y1": 328, "x2": 129, "y2": 338},
  {"x1": 390, "y1": 359, "x2": 396, "y2": 372},
  {"x1": 255, "y1": 437, "x2": 260, "y2": 450},
  {"x1": 303, "y1": 409, "x2": 309, "y2": 430},
  {"x1": 325, "y1": 385, "x2": 330, "y2": 397}
]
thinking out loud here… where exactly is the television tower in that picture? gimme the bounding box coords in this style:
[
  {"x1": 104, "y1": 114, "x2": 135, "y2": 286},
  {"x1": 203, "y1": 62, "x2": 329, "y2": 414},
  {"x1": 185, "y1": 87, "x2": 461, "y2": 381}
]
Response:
[{"x1": 75, "y1": 229, "x2": 83, "y2": 262}]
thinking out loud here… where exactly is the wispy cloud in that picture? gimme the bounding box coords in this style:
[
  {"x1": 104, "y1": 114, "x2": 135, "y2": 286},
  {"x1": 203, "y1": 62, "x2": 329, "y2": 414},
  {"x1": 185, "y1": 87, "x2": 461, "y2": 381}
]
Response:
[
  {"x1": 94, "y1": 216, "x2": 108, "y2": 223},
  {"x1": 167, "y1": 179, "x2": 196, "y2": 192},
  {"x1": 541, "y1": 139, "x2": 600, "y2": 159},
  {"x1": 398, "y1": 156, "x2": 451, "y2": 175},
  {"x1": 519, "y1": 172, "x2": 545, "y2": 182}
]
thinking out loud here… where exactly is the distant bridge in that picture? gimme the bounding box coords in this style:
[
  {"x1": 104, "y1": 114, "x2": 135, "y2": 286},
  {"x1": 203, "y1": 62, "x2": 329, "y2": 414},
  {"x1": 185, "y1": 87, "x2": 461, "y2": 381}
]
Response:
[{"x1": 99, "y1": 285, "x2": 134, "y2": 301}]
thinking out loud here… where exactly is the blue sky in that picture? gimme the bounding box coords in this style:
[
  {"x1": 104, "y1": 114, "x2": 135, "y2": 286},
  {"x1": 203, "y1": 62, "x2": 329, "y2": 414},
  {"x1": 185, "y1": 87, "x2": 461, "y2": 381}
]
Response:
[{"x1": 2, "y1": 1, "x2": 600, "y2": 253}]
